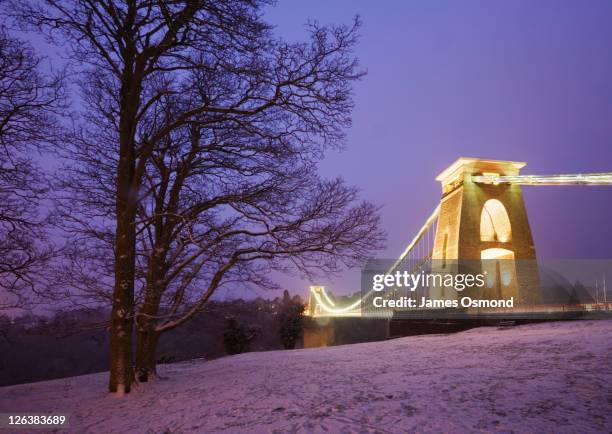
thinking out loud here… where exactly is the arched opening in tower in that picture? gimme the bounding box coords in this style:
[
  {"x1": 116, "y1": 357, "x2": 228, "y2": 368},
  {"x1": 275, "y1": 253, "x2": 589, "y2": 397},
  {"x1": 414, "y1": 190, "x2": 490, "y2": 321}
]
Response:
[{"x1": 480, "y1": 199, "x2": 512, "y2": 243}]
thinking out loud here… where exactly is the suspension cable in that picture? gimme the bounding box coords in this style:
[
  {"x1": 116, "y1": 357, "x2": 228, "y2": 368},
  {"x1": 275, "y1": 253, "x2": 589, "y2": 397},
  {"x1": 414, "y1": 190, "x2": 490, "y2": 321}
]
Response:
[{"x1": 472, "y1": 172, "x2": 612, "y2": 186}]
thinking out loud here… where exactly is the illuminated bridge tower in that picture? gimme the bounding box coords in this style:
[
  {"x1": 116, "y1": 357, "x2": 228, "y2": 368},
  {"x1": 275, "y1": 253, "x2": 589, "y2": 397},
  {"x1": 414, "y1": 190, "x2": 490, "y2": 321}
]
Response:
[{"x1": 432, "y1": 158, "x2": 540, "y2": 305}]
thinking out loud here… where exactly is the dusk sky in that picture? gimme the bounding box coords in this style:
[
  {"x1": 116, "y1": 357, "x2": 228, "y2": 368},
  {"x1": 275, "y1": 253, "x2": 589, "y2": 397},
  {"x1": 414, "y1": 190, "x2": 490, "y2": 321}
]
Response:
[
  {"x1": 20, "y1": 1, "x2": 612, "y2": 299},
  {"x1": 264, "y1": 0, "x2": 612, "y2": 297}
]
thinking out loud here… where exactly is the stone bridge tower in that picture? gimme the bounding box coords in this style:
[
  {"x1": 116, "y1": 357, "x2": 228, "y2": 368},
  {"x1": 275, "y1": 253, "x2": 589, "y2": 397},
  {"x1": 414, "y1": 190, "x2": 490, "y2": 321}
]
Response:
[{"x1": 431, "y1": 158, "x2": 540, "y2": 305}]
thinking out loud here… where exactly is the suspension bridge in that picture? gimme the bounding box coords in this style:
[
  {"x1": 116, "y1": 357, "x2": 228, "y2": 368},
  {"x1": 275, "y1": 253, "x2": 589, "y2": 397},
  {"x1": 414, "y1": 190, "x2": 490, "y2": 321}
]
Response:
[{"x1": 306, "y1": 157, "x2": 612, "y2": 318}]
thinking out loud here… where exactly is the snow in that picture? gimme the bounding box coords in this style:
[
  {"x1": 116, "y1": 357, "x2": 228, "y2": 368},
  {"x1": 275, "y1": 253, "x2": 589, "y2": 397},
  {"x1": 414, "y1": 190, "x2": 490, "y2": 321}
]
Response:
[{"x1": 1, "y1": 320, "x2": 611, "y2": 433}]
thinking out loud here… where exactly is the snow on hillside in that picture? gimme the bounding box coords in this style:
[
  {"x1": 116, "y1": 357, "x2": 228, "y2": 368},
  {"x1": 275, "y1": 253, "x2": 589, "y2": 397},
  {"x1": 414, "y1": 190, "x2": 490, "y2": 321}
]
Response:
[{"x1": 1, "y1": 320, "x2": 611, "y2": 433}]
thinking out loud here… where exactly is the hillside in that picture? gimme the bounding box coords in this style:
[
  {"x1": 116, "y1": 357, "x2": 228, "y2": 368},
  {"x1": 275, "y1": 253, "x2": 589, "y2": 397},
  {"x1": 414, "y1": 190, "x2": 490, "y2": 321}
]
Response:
[{"x1": 1, "y1": 320, "x2": 611, "y2": 433}]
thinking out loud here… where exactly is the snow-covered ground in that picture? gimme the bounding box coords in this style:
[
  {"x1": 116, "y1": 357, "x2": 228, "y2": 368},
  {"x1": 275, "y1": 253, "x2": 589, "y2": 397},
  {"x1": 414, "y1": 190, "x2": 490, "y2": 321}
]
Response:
[{"x1": 1, "y1": 320, "x2": 611, "y2": 433}]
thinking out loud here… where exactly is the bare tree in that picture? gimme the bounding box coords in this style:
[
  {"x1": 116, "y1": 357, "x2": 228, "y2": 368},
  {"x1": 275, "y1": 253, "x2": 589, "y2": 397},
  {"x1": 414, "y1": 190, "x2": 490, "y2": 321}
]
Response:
[
  {"x1": 0, "y1": 27, "x2": 63, "y2": 310},
  {"x1": 127, "y1": 130, "x2": 383, "y2": 380},
  {"x1": 11, "y1": 0, "x2": 384, "y2": 393}
]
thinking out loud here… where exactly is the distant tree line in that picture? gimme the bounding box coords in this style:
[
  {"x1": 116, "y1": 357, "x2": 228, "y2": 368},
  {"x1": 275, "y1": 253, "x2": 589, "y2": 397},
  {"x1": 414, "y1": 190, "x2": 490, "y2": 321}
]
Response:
[
  {"x1": 1, "y1": 296, "x2": 304, "y2": 387},
  {"x1": 223, "y1": 289, "x2": 304, "y2": 354}
]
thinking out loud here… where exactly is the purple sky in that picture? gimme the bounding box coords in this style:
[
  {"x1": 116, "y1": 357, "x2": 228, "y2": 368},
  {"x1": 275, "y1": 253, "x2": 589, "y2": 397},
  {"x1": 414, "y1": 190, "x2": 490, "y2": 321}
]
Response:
[
  {"x1": 19, "y1": 1, "x2": 612, "y2": 300},
  {"x1": 266, "y1": 0, "x2": 612, "y2": 297}
]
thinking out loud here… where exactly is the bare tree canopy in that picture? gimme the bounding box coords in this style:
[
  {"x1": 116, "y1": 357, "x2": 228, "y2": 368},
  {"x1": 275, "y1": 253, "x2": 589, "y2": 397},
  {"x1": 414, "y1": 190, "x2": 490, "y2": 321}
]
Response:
[
  {"x1": 9, "y1": 0, "x2": 385, "y2": 393},
  {"x1": 0, "y1": 27, "x2": 63, "y2": 309}
]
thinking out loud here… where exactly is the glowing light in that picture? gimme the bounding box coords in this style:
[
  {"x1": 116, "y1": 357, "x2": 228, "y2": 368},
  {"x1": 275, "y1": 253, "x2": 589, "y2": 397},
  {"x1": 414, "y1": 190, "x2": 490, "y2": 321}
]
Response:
[
  {"x1": 481, "y1": 248, "x2": 515, "y2": 289},
  {"x1": 473, "y1": 172, "x2": 612, "y2": 186},
  {"x1": 320, "y1": 288, "x2": 336, "y2": 307},
  {"x1": 310, "y1": 288, "x2": 362, "y2": 315},
  {"x1": 480, "y1": 248, "x2": 514, "y2": 260},
  {"x1": 308, "y1": 205, "x2": 441, "y2": 317},
  {"x1": 387, "y1": 205, "x2": 440, "y2": 275},
  {"x1": 480, "y1": 199, "x2": 512, "y2": 243}
]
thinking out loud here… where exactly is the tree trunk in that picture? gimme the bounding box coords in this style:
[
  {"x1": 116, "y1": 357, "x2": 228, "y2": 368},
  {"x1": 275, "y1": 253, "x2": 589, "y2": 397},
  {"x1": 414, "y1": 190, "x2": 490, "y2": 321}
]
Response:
[
  {"x1": 108, "y1": 151, "x2": 136, "y2": 394},
  {"x1": 135, "y1": 249, "x2": 166, "y2": 383},
  {"x1": 135, "y1": 329, "x2": 160, "y2": 382},
  {"x1": 108, "y1": 68, "x2": 140, "y2": 394}
]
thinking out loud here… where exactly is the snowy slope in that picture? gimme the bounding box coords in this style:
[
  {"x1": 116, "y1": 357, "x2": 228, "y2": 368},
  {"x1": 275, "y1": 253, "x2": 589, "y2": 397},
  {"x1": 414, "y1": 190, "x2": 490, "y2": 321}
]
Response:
[{"x1": 1, "y1": 320, "x2": 611, "y2": 433}]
